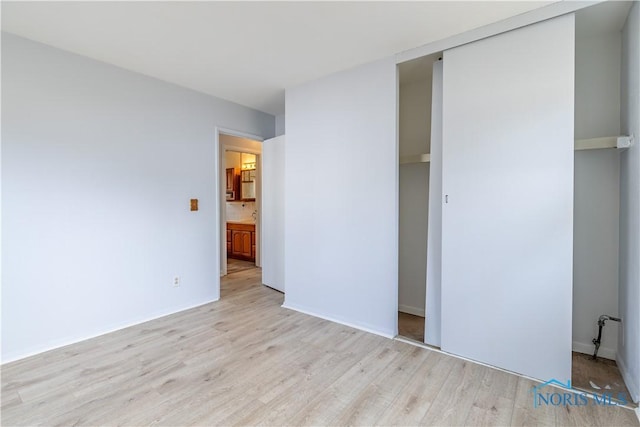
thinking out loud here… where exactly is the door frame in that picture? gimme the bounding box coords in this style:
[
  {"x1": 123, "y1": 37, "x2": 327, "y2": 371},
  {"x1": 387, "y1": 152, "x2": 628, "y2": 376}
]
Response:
[{"x1": 215, "y1": 127, "x2": 263, "y2": 283}]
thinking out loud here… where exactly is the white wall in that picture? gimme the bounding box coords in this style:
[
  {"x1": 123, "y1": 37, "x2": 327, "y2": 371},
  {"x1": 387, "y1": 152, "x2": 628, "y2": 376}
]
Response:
[
  {"x1": 399, "y1": 79, "x2": 431, "y2": 157},
  {"x1": 575, "y1": 32, "x2": 622, "y2": 140},
  {"x1": 398, "y1": 76, "x2": 431, "y2": 317},
  {"x1": 572, "y1": 31, "x2": 622, "y2": 359},
  {"x1": 440, "y1": 15, "x2": 575, "y2": 382},
  {"x1": 1, "y1": 33, "x2": 274, "y2": 363},
  {"x1": 573, "y1": 150, "x2": 620, "y2": 359},
  {"x1": 275, "y1": 114, "x2": 286, "y2": 137},
  {"x1": 225, "y1": 201, "x2": 256, "y2": 222},
  {"x1": 221, "y1": 133, "x2": 262, "y2": 152},
  {"x1": 226, "y1": 150, "x2": 242, "y2": 170},
  {"x1": 398, "y1": 163, "x2": 429, "y2": 317},
  {"x1": 618, "y1": 1, "x2": 640, "y2": 403},
  {"x1": 284, "y1": 58, "x2": 397, "y2": 337}
]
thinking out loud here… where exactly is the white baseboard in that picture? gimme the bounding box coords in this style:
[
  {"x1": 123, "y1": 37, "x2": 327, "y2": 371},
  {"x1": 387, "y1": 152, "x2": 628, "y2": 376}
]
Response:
[
  {"x1": 281, "y1": 301, "x2": 395, "y2": 339},
  {"x1": 1, "y1": 297, "x2": 219, "y2": 365},
  {"x1": 616, "y1": 354, "x2": 640, "y2": 404},
  {"x1": 398, "y1": 305, "x2": 425, "y2": 317},
  {"x1": 572, "y1": 341, "x2": 616, "y2": 360}
]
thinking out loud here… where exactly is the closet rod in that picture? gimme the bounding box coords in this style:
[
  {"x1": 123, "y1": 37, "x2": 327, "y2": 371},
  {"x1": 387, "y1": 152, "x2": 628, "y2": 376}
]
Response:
[
  {"x1": 575, "y1": 135, "x2": 633, "y2": 151},
  {"x1": 398, "y1": 136, "x2": 633, "y2": 162}
]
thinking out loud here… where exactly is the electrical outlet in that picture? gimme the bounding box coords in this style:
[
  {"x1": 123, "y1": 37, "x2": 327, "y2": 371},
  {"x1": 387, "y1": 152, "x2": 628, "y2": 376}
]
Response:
[{"x1": 173, "y1": 276, "x2": 180, "y2": 287}]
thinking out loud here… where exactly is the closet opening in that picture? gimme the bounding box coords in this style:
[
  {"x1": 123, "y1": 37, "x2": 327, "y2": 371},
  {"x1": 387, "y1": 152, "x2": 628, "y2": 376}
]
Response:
[
  {"x1": 397, "y1": 52, "x2": 441, "y2": 345},
  {"x1": 572, "y1": 1, "x2": 635, "y2": 405}
]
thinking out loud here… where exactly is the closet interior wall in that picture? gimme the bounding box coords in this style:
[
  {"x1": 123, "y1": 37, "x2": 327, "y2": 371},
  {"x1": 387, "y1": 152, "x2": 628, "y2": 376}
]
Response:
[
  {"x1": 572, "y1": 3, "x2": 627, "y2": 360},
  {"x1": 397, "y1": 55, "x2": 437, "y2": 324}
]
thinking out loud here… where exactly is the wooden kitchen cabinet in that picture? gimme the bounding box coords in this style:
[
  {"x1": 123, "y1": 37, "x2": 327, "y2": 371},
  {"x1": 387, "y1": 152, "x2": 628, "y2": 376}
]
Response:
[
  {"x1": 232, "y1": 231, "x2": 252, "y2": 258},
  {"x1": 227, "y1": 222, "x2": 255, "y2": 262},
  {"x1": 251, "y1": 231, "x2": 256, "y2": 260}
]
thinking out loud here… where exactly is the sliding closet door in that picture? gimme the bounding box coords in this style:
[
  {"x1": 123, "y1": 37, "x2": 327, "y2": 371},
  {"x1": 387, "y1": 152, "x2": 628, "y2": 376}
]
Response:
[{"x1": 441, "y1": 15, "x2": 574, "y2": 381}]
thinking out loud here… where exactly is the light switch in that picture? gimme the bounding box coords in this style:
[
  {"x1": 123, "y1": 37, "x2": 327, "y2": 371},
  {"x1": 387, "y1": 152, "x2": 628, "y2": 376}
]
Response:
[{"x1": 190, "y1": 199, "x2": 198, "y2": 211}]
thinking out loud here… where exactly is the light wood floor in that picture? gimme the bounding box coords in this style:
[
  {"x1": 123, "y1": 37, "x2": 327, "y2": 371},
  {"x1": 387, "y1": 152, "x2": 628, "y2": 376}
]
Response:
[
  {"x1": 2, "y1": 267, "x2": 638, "y2": 426},
  {"x1": 227, "y1": 258, "x2": 256, "y2": 274},
  {"x1": 398, "y1": 311, "x2": 425, "y2": 343},
  {"x1": 572, "y1": 351, "x2": 634, "y2": 405}
]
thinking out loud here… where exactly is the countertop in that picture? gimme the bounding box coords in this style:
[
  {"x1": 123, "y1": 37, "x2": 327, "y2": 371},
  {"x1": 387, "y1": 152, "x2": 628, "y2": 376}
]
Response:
[{"x1": 227, "y1": 219, "x2": 255, "y2": 225}]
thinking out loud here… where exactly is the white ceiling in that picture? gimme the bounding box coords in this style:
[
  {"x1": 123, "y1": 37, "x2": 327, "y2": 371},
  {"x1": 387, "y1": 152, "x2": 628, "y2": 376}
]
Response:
[
  {"x1": 575, "y1": 0, "x2": 633, "y2": 36},
  {"x1": 2, "y1": 1, "x2": 563, "y2": 115}
]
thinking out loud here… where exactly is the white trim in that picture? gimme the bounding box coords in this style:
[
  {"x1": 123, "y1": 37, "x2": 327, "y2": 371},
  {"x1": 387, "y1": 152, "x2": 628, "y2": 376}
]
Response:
[
  {"x1": 224, "y1": 143, "x2": 261, "y2": 155},
  {"x1": 573, "y1": 341, "x2": 616, "y2": 361},
  {"x1": 216, "y1": 126, "x2": 264, "y2": 143},
  {"x1": 398, "y1": 304, "x2": 425, "y2": 317},
  {"x1": 395, "y1": 1, "x2": 598, "y2": 64},
  {"x1": 617, "y1": 354, "x2": 640, "y2": 404},
  {"x1": 215, "y1": 128, "x2": 225, "y2": 278},
  {"x1": 1, "y1": 298, "x2": 219, "y2": 365},
  {"x1": 281, "y1": 301, "x2": 395, "y2": 339},
  {"x1": 635, "y1": 406, "x2": 640, "y2": 423},
  {"x1": 393, "y1": 62, "x2": 400, "y2": 343}
]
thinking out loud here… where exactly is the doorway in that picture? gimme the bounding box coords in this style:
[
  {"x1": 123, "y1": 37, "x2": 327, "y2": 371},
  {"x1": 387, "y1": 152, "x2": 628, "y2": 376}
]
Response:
[
  {"x1": 217, "y1": 130, "x2": 262, "y2": 281},
  {"x1": 216, "y1": 129, "x2": 286, "y2": 299}
]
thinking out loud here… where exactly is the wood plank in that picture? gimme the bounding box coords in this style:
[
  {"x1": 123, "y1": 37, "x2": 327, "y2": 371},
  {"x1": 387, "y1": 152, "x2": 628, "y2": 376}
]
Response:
[{"x1": 1, "y1": 265, "x2": 638, "y2": 426}]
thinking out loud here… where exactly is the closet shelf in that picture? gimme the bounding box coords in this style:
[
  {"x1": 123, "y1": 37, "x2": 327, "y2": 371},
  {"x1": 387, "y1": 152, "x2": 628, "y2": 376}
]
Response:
[
  {"x1": 400, "y1": 153, "x2": 431, "y2": 165},
  {"x1": 575, "y1": 135, "x2": 634, "y2": 151},
  {"x1": 398, "y1": 137, "x2": 633, "y2": 162}
]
